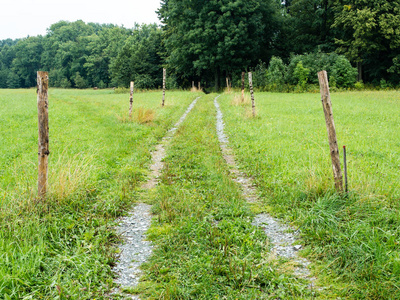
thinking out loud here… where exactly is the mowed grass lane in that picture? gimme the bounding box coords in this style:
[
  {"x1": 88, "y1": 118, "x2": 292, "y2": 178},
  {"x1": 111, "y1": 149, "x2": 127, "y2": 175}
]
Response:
[
  {"x1": 220, "y1": 91, "x2": 400, "y2": 299},
  {"x1": 0, "y1": 88, "x2": 202, "y2": 299}
]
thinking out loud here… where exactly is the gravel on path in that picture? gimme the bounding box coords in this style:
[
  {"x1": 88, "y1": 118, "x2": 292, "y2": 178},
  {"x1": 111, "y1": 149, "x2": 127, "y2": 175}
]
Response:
[
  {"x1": 112, "y1": 97, "x2": 201, "y2": 298},
  {"x1": 214, "y1": 95, "x2": 316, "y2": 285}
]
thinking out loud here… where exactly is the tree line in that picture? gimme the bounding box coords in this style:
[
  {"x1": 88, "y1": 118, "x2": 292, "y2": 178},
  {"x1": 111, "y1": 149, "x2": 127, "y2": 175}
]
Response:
[
  {"x1": 0, "y1": 21, "x2": 163, "y2": 89},
  {"x1": 1, "y1": 0, "x2": 399, "y2": 90}
]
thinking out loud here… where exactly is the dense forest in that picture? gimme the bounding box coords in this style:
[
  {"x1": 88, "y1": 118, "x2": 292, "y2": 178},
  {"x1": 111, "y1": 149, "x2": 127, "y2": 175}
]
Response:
[{"x1": 1, "y1": 0, "x2": 400, "y2": 90}]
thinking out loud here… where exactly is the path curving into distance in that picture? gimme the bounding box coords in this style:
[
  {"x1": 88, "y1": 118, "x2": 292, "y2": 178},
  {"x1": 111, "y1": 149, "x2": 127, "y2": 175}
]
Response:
[
  {"x1": 214, "y1": 95, "x2": 316, "y2": 286},
  {"x1": 113, "y1": 97, "x2": 201, "y2": 297}
]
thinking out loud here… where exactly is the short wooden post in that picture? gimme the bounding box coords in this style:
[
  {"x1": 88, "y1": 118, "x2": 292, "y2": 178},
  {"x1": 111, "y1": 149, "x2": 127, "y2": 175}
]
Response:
[
  {"x1": 241, "y1": 71, "x2": 245, "y2": 102},
  {"x1": 198, "y1": 81, "x2": 200, "y2": 90},
  {"x1": 226, "y1": 77, "x2": 230, "y2": 92},
  {"x1": 248, "y1": 72, "x2": 256, "y2": 117},
  {"x1": 162, "y1": 68, "x2": 166, "y2": 107},
  {"x1": 192, "y1": 81, "x2": 195, "y2": 89},
  {"x1": 37, "y1": 71, "x2": 49, "y2": 199},
  {"x1": 129, "y1": 81, "x2": 134, "y2": 118},
  {"x1": 318, "y1": 70, "x2": 343, "y2": 192}
]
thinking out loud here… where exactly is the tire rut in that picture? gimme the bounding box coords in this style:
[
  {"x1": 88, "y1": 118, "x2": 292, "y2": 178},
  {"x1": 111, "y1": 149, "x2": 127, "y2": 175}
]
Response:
[
  {"x1": 214, "y1": 95, "x2": 318, "y2": 289},
  {"x1": 112, "y1": 97, "x2": 201, "y2": 298}
]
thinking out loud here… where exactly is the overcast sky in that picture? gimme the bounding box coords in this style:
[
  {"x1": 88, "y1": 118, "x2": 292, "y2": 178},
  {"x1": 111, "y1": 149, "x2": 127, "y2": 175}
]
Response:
[{"x1": 0, "y1": 0, "x2": 161, "y2": 40}]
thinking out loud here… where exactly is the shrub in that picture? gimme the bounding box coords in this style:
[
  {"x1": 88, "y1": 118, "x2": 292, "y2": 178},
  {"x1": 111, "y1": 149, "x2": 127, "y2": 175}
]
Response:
[
  {"x1": 60, "y1": 78, "x2": 72, "y2": 89},
  {"x1": 293, "y1": 61, "x2": 310, "y2": 91},
  {"x1": 252, "y1": 61, "x2": 268, "y2": 90},
  {"x1": 285, "y1": 53, "x2": 356, "y2": 89},
  {"x1": 266, "y1": 56, "x2": 286, "y2": 87},
  {"x1": 114, "y1": 87, "x2": 129, "y2": 94},
  {"x1": 354, "y1": 81, "x2": 364, "y2": 90},
  {"x1": 330, "y1": 56, "x2": 357, "y2": 88},
  {"x1": 98, "y1": 80, "x2": 107, "y2": 89},
  {"x1": 73, "y1": 72, "x2": 88, "y2": 89}
]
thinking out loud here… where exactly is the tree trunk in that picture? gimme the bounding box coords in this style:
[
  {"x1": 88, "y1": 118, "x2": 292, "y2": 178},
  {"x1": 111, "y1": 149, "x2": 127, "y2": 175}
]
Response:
[
  {"x1": 214, "y1": 69, "x2": 219, "y2": 91},
  {"x1": 318, "y1": 70, "x2": 343, "y2": 192},
  {"x1": 37, "y1": 71, "x2": 49, "y2": 199},
  {"x1": 357, "y1": 61, "x2": 362, "y2": 82}
]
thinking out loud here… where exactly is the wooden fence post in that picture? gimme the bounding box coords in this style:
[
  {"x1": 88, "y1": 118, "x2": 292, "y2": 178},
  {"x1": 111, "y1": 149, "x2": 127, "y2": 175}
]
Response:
[
  {"x1": 241, "y1": 71, "x2": 245, "y2": 102},
  {"x1": 226, "y1": 77, "x2": 230, "y2": 92},
  {"x1": 37, "y1": 71, "x2": 49, "y2": 199},
  {"x1": 192, "y1": 81, "x2": 195, "y2": 90},
  {"x1": 129, "y1": 81, "x2": 134, "y2": 118},
  {"x1": 198, "y1": 81, "x2": 200, "y2": 90},
  {"x1": 248, "y1": 72, "x2": 256, "y2": 117},
  {"x1": 162, "y1": 68, "x2": 166, "y2": 107},
  {"x1": 318, "y1": 70, "x2": 343, "y2": 192}
]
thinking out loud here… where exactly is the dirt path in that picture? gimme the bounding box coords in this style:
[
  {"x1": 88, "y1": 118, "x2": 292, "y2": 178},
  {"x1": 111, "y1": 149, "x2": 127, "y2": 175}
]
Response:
[
  {"x1": 112, "y1": 97, "x2": 201, "y2": 298},
  {"x1": 214, "y1": 95, "x2": 317, "y2": 287}
]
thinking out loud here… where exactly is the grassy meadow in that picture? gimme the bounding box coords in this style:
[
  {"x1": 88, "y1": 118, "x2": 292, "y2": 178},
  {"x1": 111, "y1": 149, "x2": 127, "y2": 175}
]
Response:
[
  {"x1": 0, "y1": 88, "x2": 399, "y2": 299},
  {"x1": 0, "y1": 88, "x2": 202, "y2": 298},
  {"x1": 220, "y1": 90, "x2": 400, "y2": 298}
]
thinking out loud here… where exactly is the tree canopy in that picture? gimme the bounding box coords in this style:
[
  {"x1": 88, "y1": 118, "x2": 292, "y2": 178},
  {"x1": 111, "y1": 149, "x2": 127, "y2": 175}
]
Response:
[
  {"x1": 1, "y1": 1, "x2": 400, "y2": 89},
  {"x1": 158, "y1": 0, "x2": 279, "y2": 88}
]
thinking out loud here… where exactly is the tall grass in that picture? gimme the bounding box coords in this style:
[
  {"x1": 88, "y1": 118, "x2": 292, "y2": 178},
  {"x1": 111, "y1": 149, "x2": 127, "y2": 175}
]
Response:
[
  {"x1": 0, "y1": 88, "x2": 203, "y2": 298},
  {"x1": 219, "y1": 90, "x2": 400, "y2": 299}
]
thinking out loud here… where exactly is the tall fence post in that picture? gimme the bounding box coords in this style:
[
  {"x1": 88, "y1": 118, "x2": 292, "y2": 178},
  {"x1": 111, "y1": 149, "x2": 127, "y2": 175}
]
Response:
[
  {"x1": 241, "y1": 71, "x2": 245, "y2": 103},
  {"x1": 318, "y1": 70, "x2": 343, "y2": 192},
  {"x1": 162, "y1": 68, "x2": 166, "y2": 107},
  {"x1": 248, "y1": 72, "x2": 256, "y2": 117},
  {"x1": 129, "y1": 81, "x2": 134, "y2": 118},
  {"x1": 37, "y1": 71, "x2": 49, "y2": 199}
]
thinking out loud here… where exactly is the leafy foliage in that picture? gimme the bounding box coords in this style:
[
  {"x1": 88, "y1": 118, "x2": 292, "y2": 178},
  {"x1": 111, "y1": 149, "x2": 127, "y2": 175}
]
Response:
[{"x1": 158, "y1": 0, "x2": 279, "y2": 89}]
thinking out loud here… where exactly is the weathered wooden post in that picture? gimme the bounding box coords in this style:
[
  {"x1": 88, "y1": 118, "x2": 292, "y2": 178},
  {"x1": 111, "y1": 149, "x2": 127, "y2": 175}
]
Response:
[
  {"x1": 162, "y1": 68, "x2": 166, "y2": 107},
  {"x1": 129, "y1": 81, "x2": 134, "y2": 118},
  {"x1": 198, "y1": 81, "x2": 200, "y2": 90},
  {"x1": 37, "y1": 71, "x2": 49, "y2": 199},
  {"x1": 318, "y1": 70, "x2": 343, "y2": 192},
  {"x1": 241, "y1": 71, "x2": 245, "y2": 103},
  {"x1": 192, "y1": 81, "x2": 195, "y2": 90},
  {"x1": 226, "y1": 77, "x2": 230, "y2": 92},
  {"x1": 248, "y1": 72, "x2": 256, "y2": 117}
]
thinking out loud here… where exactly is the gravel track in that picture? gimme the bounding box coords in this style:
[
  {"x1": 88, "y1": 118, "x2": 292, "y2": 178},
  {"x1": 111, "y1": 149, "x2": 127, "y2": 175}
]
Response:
[
  {"x1": 112, "y1": 97, "x2": 201, "y2": 298},
  {"x1": 214, "y1": 95, "x2": 316, "y2": 285}
]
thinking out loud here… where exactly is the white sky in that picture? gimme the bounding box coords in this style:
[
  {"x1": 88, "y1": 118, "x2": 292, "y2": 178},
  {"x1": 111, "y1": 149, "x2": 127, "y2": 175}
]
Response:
[{"x1": 0, "y1": 0, "x2": 162, "y2": 40}]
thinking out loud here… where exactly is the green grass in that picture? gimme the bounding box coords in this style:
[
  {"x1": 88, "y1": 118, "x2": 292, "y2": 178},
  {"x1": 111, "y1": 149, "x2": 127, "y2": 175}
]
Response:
[
  {"x1": 137, "y1": 95, "x2": 313, "y2": 299},
  {"x1": 219, "y1": 90, "x2": 400, "y2": 299},
  {"x1": 0, "y1": 88, "x2": 202, "y2": 299},
  {"x1": 2, "y1": 88, "x2": 399, "y2": 299}
]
